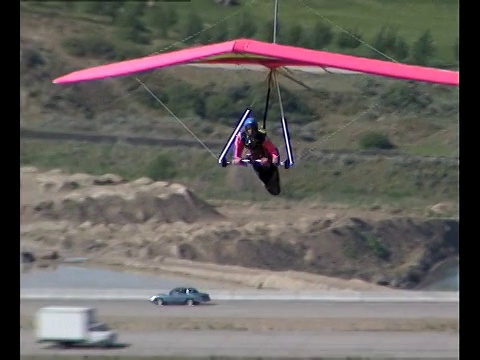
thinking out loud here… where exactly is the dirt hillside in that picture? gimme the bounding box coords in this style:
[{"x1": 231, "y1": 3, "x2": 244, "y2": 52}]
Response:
[{"x1": 20, "y1": 167, "x2": 458, "y2": 291}]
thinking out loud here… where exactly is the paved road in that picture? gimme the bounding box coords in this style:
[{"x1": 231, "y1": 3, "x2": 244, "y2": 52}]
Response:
[
  {"x1": 21, "y1": 299, "x2": 458, "y2": 319},
  {"x1": 20, "y1": 329, "x2": 458, "y2": 358},
  {"x1": 21, "y1": 299, "x2": 459, "y2": 358}
]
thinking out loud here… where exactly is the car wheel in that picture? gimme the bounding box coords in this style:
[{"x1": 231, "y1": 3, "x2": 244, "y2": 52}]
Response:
[
  {"x1": 157, "y1": 298, "x2": 164, "y2": 306},
  {"x1": 186, "y1": 299, "x2": 194, "y2": 306}
]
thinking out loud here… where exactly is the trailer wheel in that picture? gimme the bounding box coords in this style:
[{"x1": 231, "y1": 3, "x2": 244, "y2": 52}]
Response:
[{"x1": 58, "y1": 341, "x2": 73, "y2": 348}]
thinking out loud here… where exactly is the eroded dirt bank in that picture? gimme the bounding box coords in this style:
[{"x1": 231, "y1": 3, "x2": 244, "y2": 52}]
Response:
[{"x1": 20, "y1": 167, "x2": 458, "y2": 291}]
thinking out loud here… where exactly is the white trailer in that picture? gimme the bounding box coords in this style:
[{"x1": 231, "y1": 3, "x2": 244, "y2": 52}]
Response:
[{"x1": 35, "y1": 306, "x2": 117, "y2": 347}]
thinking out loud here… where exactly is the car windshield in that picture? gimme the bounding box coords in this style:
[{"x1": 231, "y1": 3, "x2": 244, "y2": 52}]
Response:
[{"x1": 170, "y1": 288, "x2": 185, "y2": 294}]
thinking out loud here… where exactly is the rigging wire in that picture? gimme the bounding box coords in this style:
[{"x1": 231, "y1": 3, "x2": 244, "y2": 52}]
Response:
[
  {"x1": 135, "y1": 78, "x2": 218, "y2": 159},
  {"x1": 297, "y1": 0, "x2": 400, "y2": 63},
  {"x1": 273, "y1": 0, "x2": 279, "y2": 44}
]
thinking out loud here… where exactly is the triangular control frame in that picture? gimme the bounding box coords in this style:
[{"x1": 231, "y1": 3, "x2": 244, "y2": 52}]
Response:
[{"x1": 218, "y1": 69, "x2": 294, "y2": 170}]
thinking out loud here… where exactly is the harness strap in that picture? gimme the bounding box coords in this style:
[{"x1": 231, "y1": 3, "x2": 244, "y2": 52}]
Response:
[{"x1": 241, "y1": 131, "x2": 266, "y2": 147}]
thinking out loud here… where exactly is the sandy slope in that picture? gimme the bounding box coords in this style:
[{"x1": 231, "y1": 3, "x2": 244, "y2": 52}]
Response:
[{"x1": 20, "y1": 166, "x2": 458, "y2": 291}]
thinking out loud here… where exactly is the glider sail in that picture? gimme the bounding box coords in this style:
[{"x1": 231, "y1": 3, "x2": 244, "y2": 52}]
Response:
[{"x1": 53, "y1": 38, "x2": 459, "y2": 86}]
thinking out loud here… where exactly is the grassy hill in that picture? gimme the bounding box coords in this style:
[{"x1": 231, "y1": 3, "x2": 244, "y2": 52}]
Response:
[
  {"x1": 20, "y1": 0, "x2": 459, "y2": 213},
  {"x1": 21, "y1": 0, "x2": 459, "y2": 64}
]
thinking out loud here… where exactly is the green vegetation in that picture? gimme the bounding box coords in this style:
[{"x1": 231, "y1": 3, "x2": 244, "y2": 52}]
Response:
[
  {"x1": 360, "y1": 232, "x2": 391, "y2": 260},
  {"x1": 144, "y1": 154, "x2": 177, "y2": 181},
  {"x1": 21, "y1": 0, "x2": 459, "y2": 66},
  {"x1": 359, "y1": 132, "x2": 395, "y2": 150},
  {"x1": 20, "y1": 140, "x2": 458, "y2": 210}
]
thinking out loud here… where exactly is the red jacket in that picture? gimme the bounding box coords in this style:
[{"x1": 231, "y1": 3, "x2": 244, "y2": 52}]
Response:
[{"x1": 234, "y1": 132, "x2": 279, "y2": 160}]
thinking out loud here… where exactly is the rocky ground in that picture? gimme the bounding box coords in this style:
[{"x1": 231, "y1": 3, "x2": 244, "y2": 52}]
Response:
[{"x1": 20, "y1": 166, "x2": 458, "y2": 291}]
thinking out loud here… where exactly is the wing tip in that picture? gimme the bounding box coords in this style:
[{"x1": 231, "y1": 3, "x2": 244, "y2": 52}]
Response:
[
  {"x1": 53, "y1": 76, "x2": 82, "y2": 84},
  {"x1": 52, "y1": 77, "x2": 69, "y2": 84}
]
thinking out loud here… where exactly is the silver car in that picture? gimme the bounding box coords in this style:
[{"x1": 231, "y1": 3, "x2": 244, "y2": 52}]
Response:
[{"x1": 149, "y1": 287, "x2": 211, "y2": 306}]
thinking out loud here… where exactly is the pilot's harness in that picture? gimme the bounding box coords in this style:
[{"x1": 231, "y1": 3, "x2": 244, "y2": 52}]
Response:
[{"x1": 241, "y1": 130, "x2": 270, "y2": 160}]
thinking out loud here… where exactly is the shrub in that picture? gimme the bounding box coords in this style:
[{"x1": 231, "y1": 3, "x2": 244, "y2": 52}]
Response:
[
  {"x1": 21, "y1": 47, "x2": 45, "y2": 68},
  {"x1": 115, "y1": 26, "x2": 151, "y2": 45},
  {"x1": 409, "y1": 29, "x2": 436, "y2": 66},
  {"x1": 145, "y1": 3, "x2": 178, "y2": 38},
  {"x1": 61, "y1": 36, "x2": 116, "y2": 59},
  {"x1": 204, "y1": 95, "x2": 239, "y2": 123},
  {"x1": 284, "y1": 24, "x2": 310, "y2": 48},
  {"x1": 309, "y1": 21, "x2": 334, "y2": 49},
  {"x1": 359, "y1": 132, "x2": 395, "y2": 150},
  {"x1": 380, "y1": 83, "x2": 432, "y2": 112},
  {"x1": 369, "y1": 26, "x2": 409, "y2": 61},
  {"x1": 231, "y1": 9, "x2": 257, "y2": 38},
  {"x1": 361, "y1": 232, "x2": 391, "y2": 261},
  {"x1": 110, "y1": 45, "x2": 145, "y2": 61},
  {"x1": 144, "y1": 154, "x2": 177, "y2": 180},
  {"x1": 181, "y1": 12, "x2": 204, "y2": 44},
  {"x1": 336, "y1": 28, "x2": 363, "y2": 49},
  {"x1": 62, "y1": 38, "x2": 87, "y2": 57}
]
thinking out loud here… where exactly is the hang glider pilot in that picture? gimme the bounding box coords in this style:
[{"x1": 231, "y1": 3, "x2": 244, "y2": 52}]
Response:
[{"x1": 232, "y1": 116, "x2": 280, "y2": 166}]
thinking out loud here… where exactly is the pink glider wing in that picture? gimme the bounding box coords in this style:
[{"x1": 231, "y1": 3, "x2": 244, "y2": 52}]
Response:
[{"x1": 53, "y1": 38, "x2": 459, "y2": 86}]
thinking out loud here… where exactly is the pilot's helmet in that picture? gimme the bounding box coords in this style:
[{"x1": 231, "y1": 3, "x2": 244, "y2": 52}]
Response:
[{"x1": 244, "y1": 117, "x2": 258, "y2": 133}]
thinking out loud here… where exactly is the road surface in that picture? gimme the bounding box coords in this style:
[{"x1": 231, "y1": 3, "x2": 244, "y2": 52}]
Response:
[
  {"x1": 21, "y1": 298, "x2": 458, "y2": 359},
  {"x1": 21, "y1": 299, "x2": 458, "y2": 319},
  {"x1": 20, "y1": 329, "x2": 458, "y2": 358}
]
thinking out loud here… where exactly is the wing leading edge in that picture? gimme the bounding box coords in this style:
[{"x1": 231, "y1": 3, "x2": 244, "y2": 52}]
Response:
[{"x1": 53, "y1": 38, "x2": 459, "y2": 86}]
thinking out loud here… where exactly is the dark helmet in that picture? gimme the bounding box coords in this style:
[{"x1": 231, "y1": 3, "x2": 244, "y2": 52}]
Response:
[
  {"x1": 243, "y1": 116, "x2": 262, "y2": 149},
  {"x1": 244, "y1": 117, "x2": 258, "y2": 132}
]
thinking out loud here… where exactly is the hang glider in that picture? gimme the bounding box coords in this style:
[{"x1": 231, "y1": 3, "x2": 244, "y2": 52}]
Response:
[
  {"x1": 53, "y1": 38, "x2": 459, "y2": 86},
  {"x1": 52, "y1": 38, "x2": 459, "y2": 175}
]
